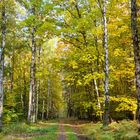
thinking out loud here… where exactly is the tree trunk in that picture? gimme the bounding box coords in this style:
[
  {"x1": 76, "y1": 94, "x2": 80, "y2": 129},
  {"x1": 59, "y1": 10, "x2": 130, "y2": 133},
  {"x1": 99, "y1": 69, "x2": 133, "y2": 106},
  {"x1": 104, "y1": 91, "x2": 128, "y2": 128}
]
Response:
[
  {"x1": 23, "y1": 67, "x2": 27, "y2": 119},
  {"x1": 94, "y1": 79, "x2": 102, "y2": 120},
  {"x1": 36, "y1": 83, "x2": 39, "y2": 121},
  {"x1": 131, "y1": 0, "x2": 140, "y2": 125},
  {"x1": 102, "y1": 0, "x2": 110, "y2": 126},
  {"x1": 46, "y1": 78, "x2": 50, "y2": 120},
  {"x1": 36, "y1": 47, "x2": 41, "y2": 121},
  {"x1": 10, "y1": 48, "x2": 15, "y2": 93},
  {"x1": 42, "y1": 100, "x2": 45, "y2": 120},
  {"x1": 0, "y1": 0, "x2": 6, "y2": 129},
  {"x1": 20, "y1": 88, "x2": 24, "y2": 116},
  {"x1": 28, "y1": 25, "x2": 36, "y2": 123}
]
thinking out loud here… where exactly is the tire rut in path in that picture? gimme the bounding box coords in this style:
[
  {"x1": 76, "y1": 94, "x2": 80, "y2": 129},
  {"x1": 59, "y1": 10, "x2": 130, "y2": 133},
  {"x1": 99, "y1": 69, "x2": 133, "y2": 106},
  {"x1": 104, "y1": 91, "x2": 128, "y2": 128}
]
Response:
[{"x1": 58, "y1": 123, "x2": 65, "y2": 140}]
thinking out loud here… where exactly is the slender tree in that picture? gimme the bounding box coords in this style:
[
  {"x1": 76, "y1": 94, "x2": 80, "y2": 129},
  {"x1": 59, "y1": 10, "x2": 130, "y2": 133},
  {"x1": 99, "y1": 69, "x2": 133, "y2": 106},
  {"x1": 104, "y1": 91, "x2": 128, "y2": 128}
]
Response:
[
  {"x1": 46, "y1": 77, "x2": 51, "y2": 120},
  {"x1": 36, "y1": 47, "x2": 41, "y2": 121},
  {"x1": 28, "y1": 7, "x2": 37, "y2": 123},
  {"x1": 131, "y1": 0, "x2": 140, "y2": 125},
  {"x1": 10, "y1": 47, "x2": 15, "y2": 93},
  {"x1": 102, "y1": 0, "x2": 110, "y2": 126},
  {"x1": 0, "y1": 0, "x2": 6, "y2": 129}
]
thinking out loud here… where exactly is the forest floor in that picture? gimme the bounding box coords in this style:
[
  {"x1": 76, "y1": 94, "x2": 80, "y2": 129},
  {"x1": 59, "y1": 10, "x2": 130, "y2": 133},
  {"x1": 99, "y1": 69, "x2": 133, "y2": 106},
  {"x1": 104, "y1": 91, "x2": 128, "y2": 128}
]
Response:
[
  {"x1": 0, "y1": 119, "x2": 140, "y2": 140},
  {"x1": 0, "y1": 119, "x2": 90, "y2": 140}
]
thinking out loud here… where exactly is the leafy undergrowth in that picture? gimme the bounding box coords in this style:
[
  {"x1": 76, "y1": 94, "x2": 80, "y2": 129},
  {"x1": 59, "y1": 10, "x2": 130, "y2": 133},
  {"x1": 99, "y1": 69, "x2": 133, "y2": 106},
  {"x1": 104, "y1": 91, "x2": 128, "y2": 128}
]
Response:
[
  {"x1": 0, "y1": 121, "x2": 59, "y2": 140},
  {"x1": 80, "y1": 120, "x2": 140, "y2": 140},
  {"x1": 62, "y1": 117, "x2": 90, "y2": 125}
]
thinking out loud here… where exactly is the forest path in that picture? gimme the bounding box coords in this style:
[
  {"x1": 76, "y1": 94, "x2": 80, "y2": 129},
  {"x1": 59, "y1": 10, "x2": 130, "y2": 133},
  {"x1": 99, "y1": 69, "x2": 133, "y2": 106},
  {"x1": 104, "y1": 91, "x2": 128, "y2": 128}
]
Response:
[
  {"x1": 58, "y1": 120, "x2": 66, "y2": 140},
  {"x1": 57, "y1": 119, "x2": 90, "y2": 140}
]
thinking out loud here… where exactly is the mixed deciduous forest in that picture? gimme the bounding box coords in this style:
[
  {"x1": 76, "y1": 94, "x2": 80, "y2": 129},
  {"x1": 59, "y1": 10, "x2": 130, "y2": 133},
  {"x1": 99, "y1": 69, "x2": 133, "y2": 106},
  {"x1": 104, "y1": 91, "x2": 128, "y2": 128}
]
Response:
[{"x1": 0, "y1": 0, "x2": 140, "y2": 140}]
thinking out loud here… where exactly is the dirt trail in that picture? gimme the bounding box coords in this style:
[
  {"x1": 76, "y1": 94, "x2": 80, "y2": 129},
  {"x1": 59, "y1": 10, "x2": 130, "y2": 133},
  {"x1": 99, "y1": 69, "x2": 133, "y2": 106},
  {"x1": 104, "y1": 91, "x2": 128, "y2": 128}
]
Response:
[
  {"x1": 58, "y1": 122, "x2": 66, "y2": 140},
  {"x1": 57, "y1": 120, "x2": 90, "y2": 140}
]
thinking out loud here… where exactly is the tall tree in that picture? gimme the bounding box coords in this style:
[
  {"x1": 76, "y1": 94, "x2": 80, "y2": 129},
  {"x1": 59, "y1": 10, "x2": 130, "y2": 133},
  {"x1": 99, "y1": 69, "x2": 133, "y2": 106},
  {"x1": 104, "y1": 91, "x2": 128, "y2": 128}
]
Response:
[
  {"x1": 28, "y1": 6, "x2": 37, "y2": 123},
  {"x1": 102, "y1": 0, "x2": 110, "y2": 126},
  {"x1": 0, "y1": 0, "x2": 6, "y2": 128},
  {"x1": 17, "y1": 0, "x2": 44, "y2": 123},
  {"x1": 131, "y1": 0, "x2": 140, "y2": 125}
]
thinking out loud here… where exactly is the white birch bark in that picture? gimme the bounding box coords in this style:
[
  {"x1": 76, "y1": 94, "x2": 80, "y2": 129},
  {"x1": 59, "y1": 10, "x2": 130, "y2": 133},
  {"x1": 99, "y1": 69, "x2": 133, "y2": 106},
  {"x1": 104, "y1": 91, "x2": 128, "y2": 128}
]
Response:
[
  {"x1": 28, "y1": 24, "x2": 36, "y2": 123},
  {"x1": 94, "y1": 79, "x2": 101, "y2": 110},
  {"x1": 102, "y1": 0, "x2": 110, "y2": 126},
  {"x1": 36, "y1": 47, "x2": 41, "y2": 121}
]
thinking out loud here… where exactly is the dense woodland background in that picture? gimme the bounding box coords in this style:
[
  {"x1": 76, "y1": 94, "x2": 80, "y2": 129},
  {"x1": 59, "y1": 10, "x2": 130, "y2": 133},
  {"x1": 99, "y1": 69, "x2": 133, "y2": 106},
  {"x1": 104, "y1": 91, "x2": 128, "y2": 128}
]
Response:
[{"x1": 0, "y1": 0, "x2": 140, "y2": 128}]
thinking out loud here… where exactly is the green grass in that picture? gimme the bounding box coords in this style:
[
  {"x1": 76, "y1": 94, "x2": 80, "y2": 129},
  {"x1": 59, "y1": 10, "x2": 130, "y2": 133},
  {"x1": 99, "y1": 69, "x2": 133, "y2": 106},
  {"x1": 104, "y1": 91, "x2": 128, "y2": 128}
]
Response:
[
  {"x1": 2, "y1": 122, "x2": 29, "y2": 134},
  {"x1": 31, "y1": 135, "x2": 56, "y2": 140},
  {"x1": 0, "y1": 121, "x2": 59, "y2": 140},
  {"x1": 1, "y1": 120, "x2": 139, "y2": 140},
  {"x1": 30, "y1": 123, "x2": 58, "y2": 140},
  {"x1": 64, "y1": 125, "x2": 78, "y2": 140}
]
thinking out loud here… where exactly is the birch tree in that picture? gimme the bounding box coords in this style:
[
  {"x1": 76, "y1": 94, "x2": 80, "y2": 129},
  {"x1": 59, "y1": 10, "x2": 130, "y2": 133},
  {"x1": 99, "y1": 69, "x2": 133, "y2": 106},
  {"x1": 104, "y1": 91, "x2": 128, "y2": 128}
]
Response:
[
  {"x1": 28, "y1": 9, "x2": 36, "y2": 123},
  {"x1": 17, "y1": 0, "x2": 41, "y2": 123},
  {"x1": 102, "y1": 0, "x2": 110, "y2": 126},
  {"x1": 131, "y1": 0, "x2": 140, "y2": 125}
]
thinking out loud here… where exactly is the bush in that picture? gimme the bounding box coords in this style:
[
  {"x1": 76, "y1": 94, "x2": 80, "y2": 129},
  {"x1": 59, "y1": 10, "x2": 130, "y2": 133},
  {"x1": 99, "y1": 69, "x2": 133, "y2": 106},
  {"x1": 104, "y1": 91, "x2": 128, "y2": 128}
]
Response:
[
  {"x1": 2, "y1": 123, "x2": 29, "y2": 135},
  {"x1": 82, "y1": 121, "x2": 140, "y2": 140}
]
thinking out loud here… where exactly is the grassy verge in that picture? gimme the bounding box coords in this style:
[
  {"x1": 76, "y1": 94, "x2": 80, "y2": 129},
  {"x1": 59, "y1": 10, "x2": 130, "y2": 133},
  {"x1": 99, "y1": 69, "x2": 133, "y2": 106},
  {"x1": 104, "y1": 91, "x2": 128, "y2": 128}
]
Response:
[
  {"x1": 64, "y1": 125, "x2": 78, "y2": 140},
  {"x1": 0, "y1": 121, "x2": 59, "y2": 140},
  {"x1": 30, "y1": 122, "x2": 58, "y2": 140}
]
